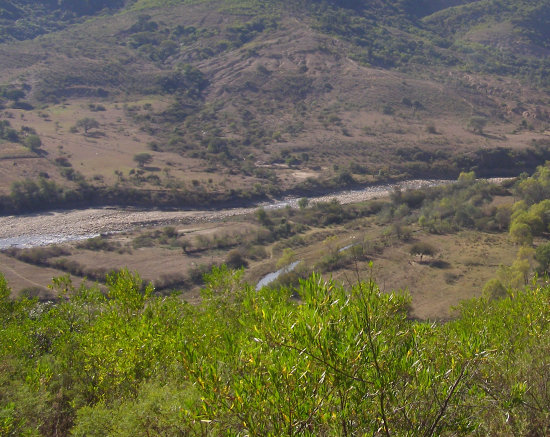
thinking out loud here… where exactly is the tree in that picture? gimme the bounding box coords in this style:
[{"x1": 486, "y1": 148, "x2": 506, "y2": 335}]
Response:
[
  {"x1": 409, "y1": 241, "x2": 436, "y2": 262},
  {"x1": 535, "y1": 242, "x2": 550, "y2": 273},
  {"x1": 225, "y1": 249, "x2": 248, "y2": 269},
  {"x1": 255, "y1": 207, "x2": 271, "y2": 227},
  {"x1": 457, "y1": 171, "x2": 475, "y2": 185},
  {"x1": 468, "y1": 116, "x2": 487, "y2": 135},
  {"x1": 57, "y1": 0, "x2": 124, "y2": 16},
  {"x1": 75, "y1": 117, "x2": 99, "y2": 135},
  {"x1": 509, "y1": 221, "x2": 533, "y2": 246},
  {"x1": 482, "y1": 278, "x2": 507, "y2": 300},
  {"x1": 133, "y1": 153, "x2": 153, "y2": 168},
  {"x1": 494, "y1": 205, "x2": 512, "y2": 231},
  {"x1": 23, "y1": 134, "x2": 42, "y2": 152},
  {"x1": 298, "y1": 197, "x2": 309, "y2": 209},
  {"x1": 276, "y1": 248, "x2": 296, "y2": 269}
]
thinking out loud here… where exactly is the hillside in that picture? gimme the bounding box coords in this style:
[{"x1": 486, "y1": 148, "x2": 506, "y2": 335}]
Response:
[{"x1": 1, "y1": 0, "x2": 550, "y2": 212}]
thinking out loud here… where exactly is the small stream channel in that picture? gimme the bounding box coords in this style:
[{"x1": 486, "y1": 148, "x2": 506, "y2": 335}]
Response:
[{"x1": 256, "y1": 261, "x2": 301, "y2": 290}]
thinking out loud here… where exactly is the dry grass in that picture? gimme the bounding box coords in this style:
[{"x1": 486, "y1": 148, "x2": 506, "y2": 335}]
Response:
[
  {"x1": 1, "y1": 202, "x2": 520, "y2": 320},
  {"x1": 1, "y1": 2, "x2": 549, "y2": 198}
]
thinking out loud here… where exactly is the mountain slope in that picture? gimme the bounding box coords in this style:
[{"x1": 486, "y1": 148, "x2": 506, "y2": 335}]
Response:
[{"x1": 0, "y1": 0, "x2": 549, "y2": 212}]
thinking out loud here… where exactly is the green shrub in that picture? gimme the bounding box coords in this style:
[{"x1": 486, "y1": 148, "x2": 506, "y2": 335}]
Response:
[
  {"x1": 225, "y1": 249, "x2": 248, "y2": 269},
  {"x1": 1, "y1": 267, "x2": 550, "y2": 435}
]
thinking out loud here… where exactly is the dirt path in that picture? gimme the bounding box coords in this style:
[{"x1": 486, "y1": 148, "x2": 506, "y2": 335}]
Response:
[
  {"x1": 0, "y1": 253, "x2": 88, "y2": 295},
  {"x1": 1, "y1": 262, "x2": 45, "y2": 289}
]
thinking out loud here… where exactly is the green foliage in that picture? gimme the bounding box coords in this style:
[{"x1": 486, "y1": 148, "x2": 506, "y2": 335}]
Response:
[
  {"x1": 23, "y1": 134, "x2": 42, "y2": 152},
  {"x1": 74, "y1": 118, "x2": 100, "y2": 135},
  {"x1": 225, "y1": 249, "x2": 248, "y2": 269},
  {"x1": 1, "y1": 267, "x2": 550, "y2": 435},
  {"x1": 510, "y1": 221, "x2": 533, "y2": 246},
  {"x1": 516, "y1": 165, "x2": 550, "y2": 205},
  {"x1": 9, "y1": 178, "x2": 64, "y2": 212},
  {"x1": 133, "y1": 152, "x2": 153, "y2": 168},
  {"x1": 457, "y1": 170, "x2": 475, "y2": 185},
  {"x1": 0, "y1": 120, "x2": 19, "y2": 142},
  {"x1": 409, "y1": 241, "x2": 436, "y2": 260},
  {"x1": 75, "y1": 236, "x2": 121, "y2": 252},
  {"x1": 297, "y1": 197, "x2": 309, "y2": 209},
  {"x1": 409, "y1": 174, "x2": 503, "y2": 233},
  {"x1": 482, "y1": 278, "x2": 507, "y2": 300},
  {"x1": 255, "y1": 207, "x2": 271, "y2": 226},
  {"x1": 468, "y1": 116, "x2": 488, "y2": 135},
  {"x1": 535, "y1": 242, "x2": 550, "y2": 273},
  {"x1": 276, "y1": 247, "x2": 296, "y2": 269},
  {"x1": 157, "y1": 65, "x2": 208, "y2": 98},
  {"x1": 0, "y1": 0, "x2": 126, "y2": 42},
  {"x1": 0, "y1": 85, "x2": 25, "y2": 101},
  {"x1": 506, "y1": 165, "x2": 550, "y2": 246}
]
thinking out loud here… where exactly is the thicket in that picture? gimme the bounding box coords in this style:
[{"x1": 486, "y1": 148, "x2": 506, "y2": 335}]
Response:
[
  {"x1": 4, "y1": 246, "x2": 112, "y2": 283},
  {"x1": 0, "y1": 0, "x2": 125, "y2": 42},
  {"x1": 0, "y1": 120, "x2": 42, "y2": 152},
  {"x1": 0, "y1": 178, "x2": 271, "y2": 215},
  {"x1": 306, "y1": 0, "x2": 550, "y2": 87},
  {"x1": 505, "y1": 165, "x2": 550, "y2": 273},
  {"x1": 1, "y1": 266, "x2": 549, "y2": 436},
  {"x1": 382, "y1": 172, "x2": 510, "y2": 234}
]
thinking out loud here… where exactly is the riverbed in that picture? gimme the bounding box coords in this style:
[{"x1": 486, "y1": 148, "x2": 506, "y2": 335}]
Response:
[{"x1": 0, "y1": 178, "x2": 501, "y2": 249}]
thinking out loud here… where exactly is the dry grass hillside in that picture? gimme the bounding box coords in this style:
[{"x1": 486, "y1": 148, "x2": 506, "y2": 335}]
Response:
[{"x1": 0, "y1": 0, "x2": 549, "y2": 211}]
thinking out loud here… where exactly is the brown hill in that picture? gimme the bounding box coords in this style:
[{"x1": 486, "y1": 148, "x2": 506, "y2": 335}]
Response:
[{"x1": 0, "y1": 0, "x2": 549, "y2": 211}]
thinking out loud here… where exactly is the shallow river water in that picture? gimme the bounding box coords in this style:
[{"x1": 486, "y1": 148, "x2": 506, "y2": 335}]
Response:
[{"x1": 0, "y1": 178, "x2": 488, "y2": 249}]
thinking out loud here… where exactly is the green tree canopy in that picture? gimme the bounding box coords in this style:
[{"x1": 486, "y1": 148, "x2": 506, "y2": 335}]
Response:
[
  {"x1": 75, "y1": 117, "x2": 100, "y2": 135},
  {"x1": 468, "y1": 116, "x2": 488, "y2": 135},
  {"x1": 409, "y1": 241, "x2": 436, "y2": 261},
  {"x1": 133, "y1": 152, "x2": 153, "y2": 168},
  {"x1": 23, "y1": 134, "x2": 41, "y2": 151}
]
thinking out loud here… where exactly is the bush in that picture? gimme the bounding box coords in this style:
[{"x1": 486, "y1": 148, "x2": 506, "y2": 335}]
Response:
[
  {"x1": 482, "y1": 278, "x2": 507, "y2": 300},
  {"x1": 509, "y1": 222, "x2": 533, "y2": 246},
  {"x1": 409, "y1": 241, "x2": 436, "y2": 261},
  {"x1": 535, "y1": 242, "x2": 550, "y2": 273},
  {"x1": 76, "y1": 236, "x2": 120, "y2": 252},
  {"x1": 133, "y1": 153, "x2": 153, "y2": 168},
  {"x1": 468, "y1": 116, "x2": 487, "y2": 135},
  {"x1": 225, "y1": 249, "x2": 248, "y2": 269},
  {"x1": 2, "y1": 268, "x2": 550, "y2": 435},
  {"x1": 23, "y1": 134, "x2": 42, "y2": 151},
  {"x1": 246, "y1": 245, "x2": 268, "y2": 260},
  {"x1": 382, "y1": 104, "x2": 394, "y2": 115},
  {"x1": 188, "y1": 263, "x2": 214, "y2": 284},
  {"x1": 6, "y1": 246, "x2": 71, "y2": 266},
  {"x1": 132, "y1": 234, "x2": 155, "y2": 249}
]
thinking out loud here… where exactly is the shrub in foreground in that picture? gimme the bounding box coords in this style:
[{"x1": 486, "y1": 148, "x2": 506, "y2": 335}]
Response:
[{"x1": 0, "y1": 267, "x2": 549, "y2": 435}]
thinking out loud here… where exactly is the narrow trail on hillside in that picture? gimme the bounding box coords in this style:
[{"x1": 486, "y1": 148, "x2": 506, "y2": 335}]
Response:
[{"x1": 1, "y1": 262, "x2": 46, "y2": 289}]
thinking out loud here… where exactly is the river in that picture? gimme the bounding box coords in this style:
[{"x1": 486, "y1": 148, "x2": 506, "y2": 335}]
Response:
[{"x1": 0, "y1": 178, "x2": 503, "y2": 249}]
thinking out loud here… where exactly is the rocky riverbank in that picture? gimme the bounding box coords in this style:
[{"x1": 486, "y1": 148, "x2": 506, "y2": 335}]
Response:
[{"x1": 1, "y1": 179, "x2": 510, "y2": 249}]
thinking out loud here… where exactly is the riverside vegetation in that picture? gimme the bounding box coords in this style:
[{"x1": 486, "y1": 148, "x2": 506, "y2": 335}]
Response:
[{"x1": 0, "y1": 171, "x2": 539, "y2": 317}]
